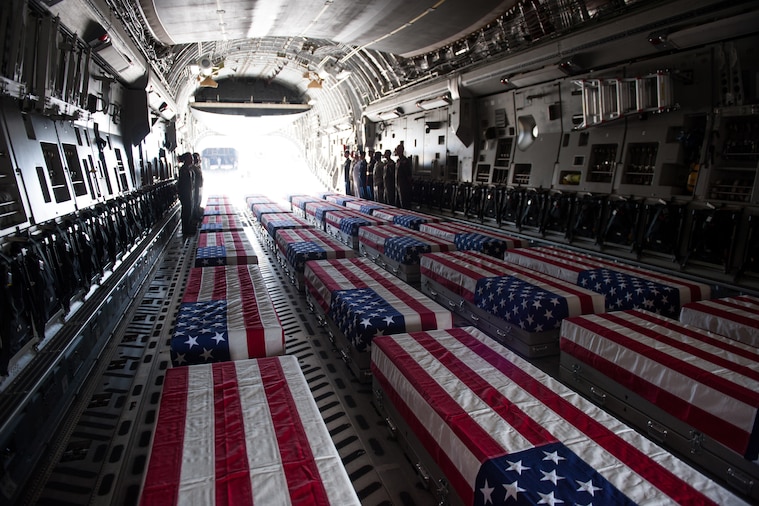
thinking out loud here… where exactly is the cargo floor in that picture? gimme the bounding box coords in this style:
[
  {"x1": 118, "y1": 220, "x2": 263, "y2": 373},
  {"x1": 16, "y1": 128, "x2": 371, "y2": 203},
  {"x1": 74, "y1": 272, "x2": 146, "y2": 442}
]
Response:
[{"x1": 21, "y1": 220, "x2": 444, "y2": 506}]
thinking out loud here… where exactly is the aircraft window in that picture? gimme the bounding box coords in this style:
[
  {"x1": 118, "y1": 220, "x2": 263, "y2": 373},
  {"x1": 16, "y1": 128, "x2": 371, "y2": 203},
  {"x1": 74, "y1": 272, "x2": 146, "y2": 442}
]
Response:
[
  {"x1": 62, "y1": 144, "x2": 88, "y2": 197},
  {"x1": 40, "y1": 142, "x2": 72, "y2": 203},
  {"x1": 516, "y1": 115, "x2": 538, "y2": 151},
  {"x1": 35, "y1": 166, "x2": 52, "y2": 203}
]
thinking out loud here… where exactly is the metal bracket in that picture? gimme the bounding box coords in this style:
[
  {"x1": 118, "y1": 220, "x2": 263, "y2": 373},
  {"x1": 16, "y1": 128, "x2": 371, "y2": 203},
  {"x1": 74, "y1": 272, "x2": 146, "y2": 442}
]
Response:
[{"x1": 646, "y1": 420, "x2": 668, "y2": 443}]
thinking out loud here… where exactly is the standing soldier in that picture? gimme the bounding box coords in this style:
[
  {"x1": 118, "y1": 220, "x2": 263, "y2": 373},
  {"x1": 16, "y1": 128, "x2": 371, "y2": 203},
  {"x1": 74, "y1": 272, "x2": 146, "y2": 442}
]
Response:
[
  {"x1": 372, "y1": 151, "x2": 385, "y2": 203},
  {"x1": 383, "y1": 149, "x2": 396, "y2": 206},
  {"x1": 395, "y1": 144, "x2": 412, "y2": 209},
  {"x1": 342, "y1": 150, "x2": 352, "y2": 195},
  {"x1": 191, "y1": 152, "x2": 203, "y2": 227},
  {"x1": 177, "y1": 152, "x2": 195, "y2": 236},
  {"x1": 366, "y1": 148, "x2": 375, "y2": 200}
]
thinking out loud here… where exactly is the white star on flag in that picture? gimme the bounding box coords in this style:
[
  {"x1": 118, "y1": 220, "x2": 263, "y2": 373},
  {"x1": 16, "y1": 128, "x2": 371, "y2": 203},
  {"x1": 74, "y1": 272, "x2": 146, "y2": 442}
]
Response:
[
  {"x1": 503, "y1": 481, "x2": 525, "y2": 501},
  {"x1": 505, "y1": 460, "x2": 529, "y2": 474},
  {"x1": 480, "y1": 480, "x2": 495, "y2": 504}
]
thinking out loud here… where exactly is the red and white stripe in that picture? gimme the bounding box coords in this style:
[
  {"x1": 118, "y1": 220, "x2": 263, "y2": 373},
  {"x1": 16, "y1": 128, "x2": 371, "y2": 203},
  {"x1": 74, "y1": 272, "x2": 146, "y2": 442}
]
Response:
[
  {"x1": 371, "y1": 208, "x2": 441, "y2": 224},
  {"x1": 274, "y1": 228, "x2": 354, "y2": 259},
  {"x1": 289, "y1": 195, "x2": 323, "y2": 212},
  {"x1": 183, "y1": 265, "x2": 284, "y2": 358},
  {"x1": 371, "y1": 327, "x2": 746, "y2": 506},
  {"x1": 205, "y1": 195, "x2": 232, "y2": 206},
  {"x1": 141, "y1": 357, "x2": 360, "y2": 506},
  {"x1": 680, "y1": 295, "x2": 759, "y2": 347},
  {"x1": 421, "y1": 250, "x2": 605, "y2": 315},
  {"x1": 357, "y1": 224, "x2": 456, "y2": 254},
  {"x1": 344, "y1": 198, "x2": 392, "y2": 213},
  {"x1": 260, "y1": 213, "x2": 311, "y2": 238},
  {"x1": 250, "y1": 202, "x2": 291, "y2": 220},
  {"x1": 325, "y1": 194, "x2": 358, "y2": 205},
  {"x1": 561, "y1": 309, "x2": 759, "y2": 457},
  {"x1": 418, "y1": 221, "x2": 527, "y2": 249},
  {"x1": 197, "y1": 231, "x2": 258, "y2": 265},
  {"x1": 245, "y1": 195, "x2": 274, "y2": 209},
  {"x1": 203, "y1": 203, "x2": 238, "y2": 215},
  {"x1": 304, "y1": 257, "x2": 453, "y2": 330},
  {"x1": 201, "y1": 214, "x2": 245, "y2": 231},
  {"x1": 506, "y1": 246, "x2": 710, "y2": 303},
  {"x1": 304, "y1": 201, "x2": 345, "y2": 229}
]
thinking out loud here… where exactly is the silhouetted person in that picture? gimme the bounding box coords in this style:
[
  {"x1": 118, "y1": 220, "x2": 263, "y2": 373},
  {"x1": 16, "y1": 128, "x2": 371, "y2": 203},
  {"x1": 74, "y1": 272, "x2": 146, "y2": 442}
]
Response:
[
  {"x1": 383, "y1": 150, "x2": 396, "y2": 206},
  {"x1": 395, "y1": 144, "x2": 412, "y2": 209},
  {"x1": 192, "y1": 152, "x2": 203, "y2": 226},
  {"x1": 366, "y1": 148, "x2": 375, "y2": 200},
  {"x1": 372, "y1": 151, "x2": 385, "y2": 203},
  {"x1": 343, "y1": 150, "x2": 352, "y2": 195},
  {"x1": 353, "y1": 150, "x2": 367, "y2": 199},
  {"x1": 177, "y1": 152, "x2": 195, "y2": 236}
]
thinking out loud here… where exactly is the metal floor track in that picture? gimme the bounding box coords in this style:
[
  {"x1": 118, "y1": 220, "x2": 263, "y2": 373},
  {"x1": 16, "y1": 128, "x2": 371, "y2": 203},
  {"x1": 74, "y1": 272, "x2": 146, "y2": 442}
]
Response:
[{"x1": 24, "y1": 221, "x2": 438, "y2": 506}]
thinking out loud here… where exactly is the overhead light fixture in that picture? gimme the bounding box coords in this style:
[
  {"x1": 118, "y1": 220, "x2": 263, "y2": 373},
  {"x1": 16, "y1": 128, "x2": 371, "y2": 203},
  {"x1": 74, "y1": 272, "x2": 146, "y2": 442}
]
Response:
[
  {"x1": 557, "y1": 58, "x2": 584, "y2": 76},
  {"x1": 454, "y1": 41, "x2": 469, "y2": 56},
  {"x1": 500, "y1": 75, "x2": 518, "y2": 90},
  {"x1": 416, "y1": 95, "x2": 451, "y2": 111},
  {"x1": 199, "y1": 75, "x2": 218, "y2": 88},
  {"x1": 378, "y1": 108, "x2": 403, "y2": 121}
]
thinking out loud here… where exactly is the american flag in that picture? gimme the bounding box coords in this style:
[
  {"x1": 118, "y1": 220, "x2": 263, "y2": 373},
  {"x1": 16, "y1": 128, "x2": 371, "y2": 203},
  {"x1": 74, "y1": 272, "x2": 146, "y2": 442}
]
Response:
[
  {"x1": 260, "y1": 212, "x2": 311, "y2": 240},
  {"x1": 421, "y1": 250, "x2": 605, "y2": 324},
  {"x1": 205, "y1": 195, "x2": 231, "y2": 206},
  {"x1": 275, "y1": 228, "x2": 354, "y2": 273},
  {"x1": 325, "y1": 194, "x2": 358, "y2": 206},
  {"x1": 289, "y1": 194, "x2": 323, "y2": 212},
  {"x1": 250, "y1": 203, "x2": 291, "y2": 222},
  {"x1": 304, "y1": 257, "x2": 452, "y2": 352},
  {"x1": 344, "y1": 198, "x2": 391, "y2": 215},
  {"x1": 200, "y1": 214, "x2": 245, "y2": 232},
  {"x1": 419, "y1": 222, "x2": 526, "y2": 258},
  {"x1": 325, "y1": 210, "x2": 386, "y2": 237},
  {"x1": 506, "y1": 246, "x2": 710, "y2": 314},
  {"x1": 331, "y1": 288, "x2": 407, "y2": 352},
  {"x1": 577, "y1": 267, "x2": 681, "y2": 317},
  {"x1": 140, "y1": 357, "x2": 361, "y2": 506},
  {"x1": 245, "y1": 195, "x2": 273, "y2": 211},
  {"x1": 358, "y1": 224, "x2": 455, "y2": 264},
  {"x1": 203, "y1": 204, "x2": 237, "y2": 215},
  {"x1": 372, "y1": 208, "x2": 441, "y2": 230},
  {"x1": 195, "y1": 231, "x2": 258, "y2": 267},
  {"x1": 680, "y1": 295, "x2": 759, "y2": 347},
  {"x1": 561, "y1": 309, "x2": 759, "y2": 461},
  {"x1": 170, "y1": 265, "x2": 283, "y2": 366},
  {"x1": 304, "y1": 201, "x2": 345, "y2": 229},
  {"x1": 371, "y1": 327, "x2": 746, "y2": 506}
]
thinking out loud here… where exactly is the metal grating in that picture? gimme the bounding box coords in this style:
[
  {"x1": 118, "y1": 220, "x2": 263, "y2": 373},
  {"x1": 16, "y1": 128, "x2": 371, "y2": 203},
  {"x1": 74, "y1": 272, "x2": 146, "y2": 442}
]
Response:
[{"x1": 25, "y1": 220, "x2": 438, "y2": 505}]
